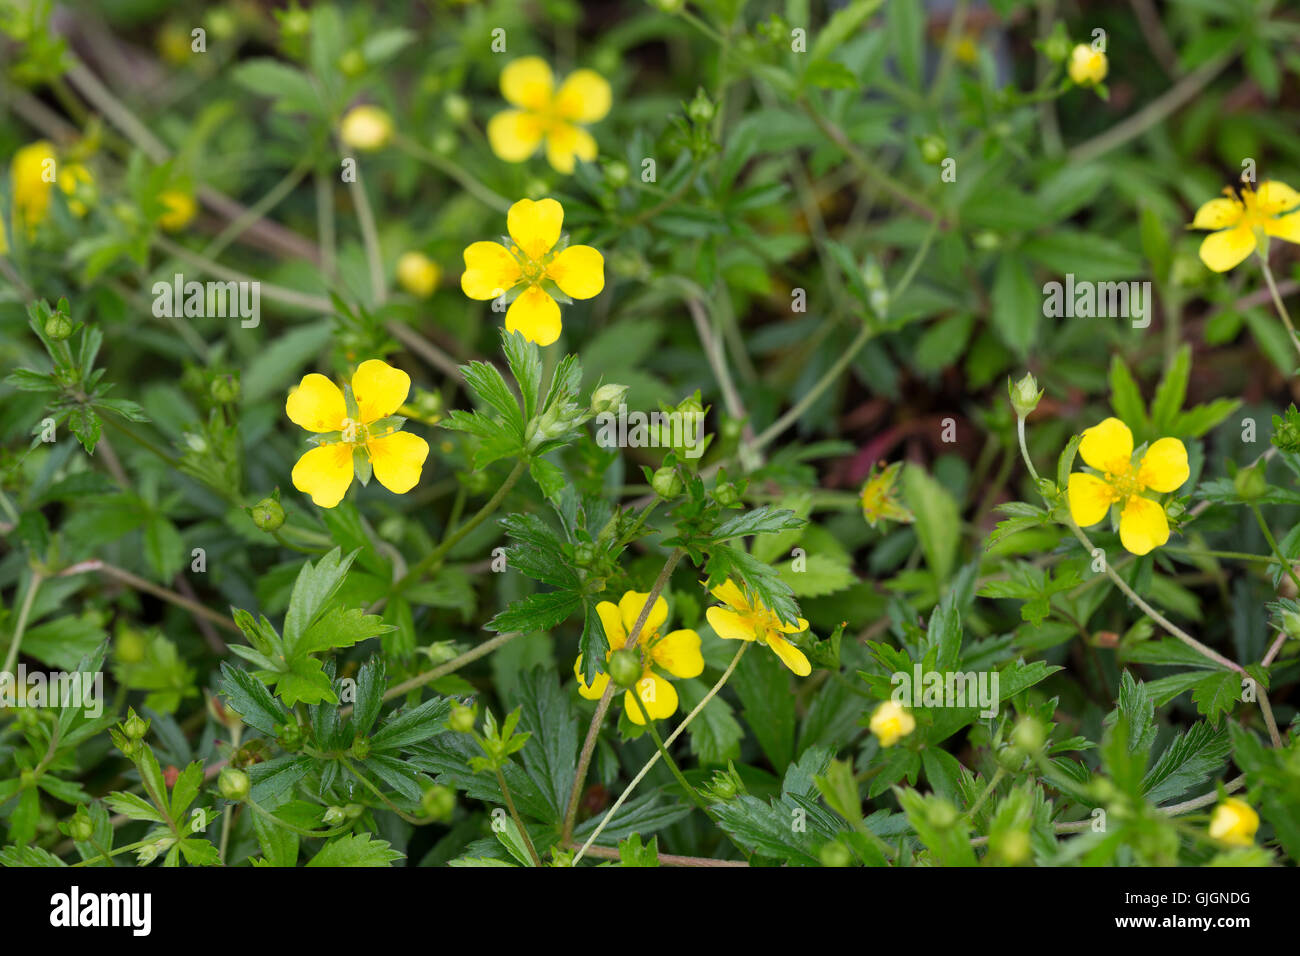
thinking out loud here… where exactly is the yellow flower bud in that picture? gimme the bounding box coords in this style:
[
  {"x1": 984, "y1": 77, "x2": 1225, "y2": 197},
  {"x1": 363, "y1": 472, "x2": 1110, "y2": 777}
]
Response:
[
  {"x1": 157, "y1": 190, "x2": 197, "y2": 231},
  {"x1": 396, "y1": 251, "x2": 441, "y2": 298},
  {"x1": 869, "y1": 700, "x2": 916, "y2": 747},
  {"x1": 340, "y1": 105, "x2": 393, "y2": 151},
  {"x1": 1068, "y1": 44, "x2": 1108, "y2": 86},
  {"x1": 1208, "y1": 797, "x2": 1259, "y2": 846}
]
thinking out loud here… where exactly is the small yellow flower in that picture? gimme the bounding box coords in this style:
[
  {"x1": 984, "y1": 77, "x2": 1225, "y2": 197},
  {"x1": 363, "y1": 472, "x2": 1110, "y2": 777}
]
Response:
[
  {"x1": 1066, "y1": 417, "x2": 1189, "y2": 556},
  {"x1": 396, "y1": 251, "x2": 441, "y2": 298},
  {"x1": 339, "y1": 105, "x2": 394, "y2": 151},
  {"x1": 1068, "y1": 44, "x2": 1108, "y2": 85},
  {"x1": 460, "y1": 197, "x2": 604, "y2": 346},
  {"x1": 487, "y1": 56, "x2": 611, "y2": 174},
  {"x1": 10, "y1": 141, "x2": 93, "y2": 231},
  {"x1": 705, "y1": 579, "x2": 811, "y2": 676},
  {"x1": 575, "y1": 591, "x2": 704, "y2": 725},
  {"x1": 157, "y1": 190, "x2": 197, "y2": 231},
  {"x1": 869, "y1": 700, "x2": 916, "y2": 748},
  {"x1": 860, "y1": 461, "x2": 914, "y2": 529},
  {"x1": 1189, "y1": 181, "x2": 1300, "y2": 273},
  {"x1": 1208, "y1": 797, "x2": 1259, "y2": 846},
  {"x1": 285, "y1": 359, "x2": 430, "y2": 508}
]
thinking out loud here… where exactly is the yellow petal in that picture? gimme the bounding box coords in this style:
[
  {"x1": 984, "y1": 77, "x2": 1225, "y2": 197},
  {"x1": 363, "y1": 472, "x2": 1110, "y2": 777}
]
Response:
[
  {"x1": 1119, "y1": 495, "x2": 1170, "y2": 556},
  {"x1": 710, "y1": 579, "x2": 749, "y2": 611},
  {"x1": 367, "y1": 431, "x2": 429, "y2": 495},
  {"x1": 1209, "y1": 798, "x2": 1259, "y2": 846},
  {"x1": 291, "y1": 443, "x2": 354, "y2": 508},
  {"x1": 11, "y1": 141, "x2": 57, "y2": 228},
  {"x1": 460, "y1": 241, "x2": 522, "y2": 300},
  {"x1": 500, "y1": 56, "x2": 554, "y2": 110},
  {"x1": 544, "y1": 123, "x2": 597, "y2": 175},
  {"x1": 554, "y1": 69, "x2": 611, "y2": 123},
  {"x1": 1265, "y1": 211, "x2": 1300, "y2": 245},
  {"x1": 1137, "y1": 437, "x2": 1189, "y2": 494},
  {"x1": 596, "y1": 600, "x2": 627, "y2": 648},
  {"x1": 486, "y1": 109, "x2": 545, "y2": 163},
  {"x1": 1190, "y1": 197, "x2": 1243, "y2": 230},
  {"x1": 1198, "y1": 223, "x2": 1256, "y2": 273},
  {"x1": 351, "y1": 359, "x2": 410, "y2": 423},
  {"x1": 766, "y1": 635, "x2": 812, "y2": 677},
  {"x1": 1255, "y1": 180, "x2": 1300, "y2": 217},
  {"x1": 504, "y1": 285, "x2": 562, "y2": 346},
  {"x1": 618, "y1": 590, "x2": 669, "y2": 639},
  {"x1": 776, "y1": 616, "x2": 810, "y2": 634},
  {"x1": 624, "y1": 671, "x2": 678, "y2": 724},
  {"x1": 651, "y1": 629, "x2": 704, "y2": 679},
  {"x1": 574, "y1": 656, "x2": 609, "y2": 700},
  {"x1": 506, "y1": 197, "x2": 564, "y2": 261},
  {"x1": 286, "y1": 374, "x2": 347, "y2": 433},
  {"x1": 1078, "y1": 417, "x2": 1134, "y2": 474},
  {"x1": 1067, "y1": 473, "x2": 1115, "y2": 527},
  {"x1": 547, "y1": 245, "x2": 605, "y2": 299},
  {"x1": 706, "y1": 606, "x2": 756, "y2": 642}
]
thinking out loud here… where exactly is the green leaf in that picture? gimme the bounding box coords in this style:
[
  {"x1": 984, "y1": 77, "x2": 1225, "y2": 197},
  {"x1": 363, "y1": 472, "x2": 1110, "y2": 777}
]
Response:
[
  {"x1": 511, "y1": 669, "x2": 578, "y2": 823},
  {"x1": 486, "y1": 590, "x2": 582, "y2": 634},
  {"x1": 306, "y1": 833, "x2": 404, "y2": 867},
  {"x1": 902, "y1": 464, "x2": 960, "y2": 582},
  {"x1": 461, "y1": 359, "x2": 525, "y2": 440},
  {"x1": 1190, "y1": 670, "x2": 1239, "y2": 723},
  {"x1": 617, "y1": 833, "x2": 660, "y2": 867},
  {"x1": 1150, "y1": 345, "x2": 1191, "y2": 433},
  {"x1": 1108, "y1": 356, "x2": 1149, "y2": 433},
  {"x1": 1142, "y1": 721, "x2": 1230, "y2": 804},
  {"x1": 294, "y1": 605, "x2": 393, "y2": 657},
  {"x1": 282, "y1": 548, "x2": 360, "y2": 649},
  {"x1": 231, "y1": 58, "x2": 323, "y2": 115},
  {"x1": 991, "y1": 254, "x2": 1039, "y2": 355}
]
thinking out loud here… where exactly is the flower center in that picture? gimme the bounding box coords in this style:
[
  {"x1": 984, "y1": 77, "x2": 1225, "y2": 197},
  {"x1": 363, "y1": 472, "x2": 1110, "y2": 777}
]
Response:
[
  {"x1": 340, "y1": 417, "x2": 367, "y2": 445},
  {"x1": 1103, "y1": 463, "x2": 1145, "y2": 500}
]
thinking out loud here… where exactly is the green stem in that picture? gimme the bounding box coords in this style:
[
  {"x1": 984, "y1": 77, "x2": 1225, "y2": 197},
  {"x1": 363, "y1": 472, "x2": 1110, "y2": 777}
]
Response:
[
  {"x1": 573, "y1": 642, "x2": 747, "y2": 864},
  {"x1": 966, "y1": 767, "x2": 1006, "y2": 819},
  {"x1": 3, "y1": 570, "x2": 43, "y2": 676},
  {"x1": 1258, "y1": 255, "x2": 1300, "y2": 361},
  {"x1": 1248, "y1": 502, "x2": 1300, "y2": 594},
  {"x1": 389, "y1": 458, "x2": 528, "y2": 597},
  {"x1": 376, "y1": 631, "x2": 523, "y2": 704},
  {"x1": 391, "y1": 133, "x2": 511, "y2": 213},
  {"x1": 246, "y1": 799, "x2": 353, "y2": 839},
  {"x1": 629, "y1": 691, "x2": 707, "y2": 808},
  {"x1": 345, "y1": 166, "x2": 386, "y2": 305},
  {"x1": 562, "y1": 547, "x2": 684, "y2": 843},
  {"x1": 754, "y1": 322, "x2": 874, "y2": 451},
  {"x1": 494, "y1": 767, "x2": 543, "y2": 866}
]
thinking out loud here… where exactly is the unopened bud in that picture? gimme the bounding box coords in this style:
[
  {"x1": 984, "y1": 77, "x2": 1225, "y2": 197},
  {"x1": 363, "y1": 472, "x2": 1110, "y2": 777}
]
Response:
[
  {"x1": 250, "y1": 497, "x2": 285, "y2": 532},
  {"x1": 218, "y1": 767, "x2": 250, "y2": 802},
  {"x1": 1008, "y1": 373, "x2": 1044, "y2": 419}
]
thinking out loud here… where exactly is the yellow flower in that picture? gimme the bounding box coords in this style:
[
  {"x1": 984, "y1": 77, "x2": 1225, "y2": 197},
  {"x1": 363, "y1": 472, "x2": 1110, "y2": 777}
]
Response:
[
  {"x1": 574, "y1": 591, "x2": 704, "y2": 725},
  {"x1": 460, "y1": 197, "x2": 604, "y2": 346},
  {"x1": 1208, "y1": 797, "x2": 1259, "y2": 846},
  {"x1": 869, "y1": 700, "x2": 915, "y2": 747},
  {"x1": 157, "y1": 190, "x2": 197, "y2": 231},
  {"x1": 11, "y1": 141, "x2": 93, "y2": 231},
  {"x1": 285, "y1": 359, "x2": 430, "y2": 508},
  {"x1": 397, "y1": 251, "x2": 441, "y2": 298},
  {"x1": 487, "y1": 56, "x2": 611, "y2": 174},
  {"x1": 705, "y1": 579, "x2": 811, "y2": 676},
  {"x1": 1068, "y1": 44, "x2": 1108, "y2": 85},
  {"x1": 1189, "y1": 181, "x2": 1300, "y2": 273},
  {"x1": 1066, "y1": 417, "x2": 1189, "y2": 556},
  {"x1": 860, "y1": 461, "x2": 914, "y2": 529},
  {"x1": 339, "y1": 105, "x2": 393, "y2": 151}
]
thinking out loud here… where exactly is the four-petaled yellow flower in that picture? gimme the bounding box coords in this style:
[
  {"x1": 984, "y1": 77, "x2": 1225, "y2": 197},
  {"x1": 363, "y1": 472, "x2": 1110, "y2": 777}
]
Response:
[
  {"x1": 1190, "y1": 181, "x2": 1300, "y2": 273},
  {"x1": 705, "y1": 579, "x2": 811, "y2": 676},
  {"x1": 1068, "y1": 44, "x2": 1108, "y2": 86},
  {"x1": 487, "y1": 57, "x2": 611, "y2": 174},
  {"x1": 1208, "y1": 797, "x2": 1259, "y2": 847},
  {"x1": 11, "y1": 141, "x2": 93, "y2": 232},
  {"x1": 1067, "y1": 417, "x2": 1189, "y2": 556},
  {"x1": 461, "y1": 197, "x2": 604, "y2": 346},
  {"x1": 286, "y1": 359, "x2": 430, "y2": 508},
  {"x1": 575, "y1": 591, "x2": 704, "y2": 724},
  {"x1": 869, "y1": 700, "x2": 916, "y2": 747}
]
